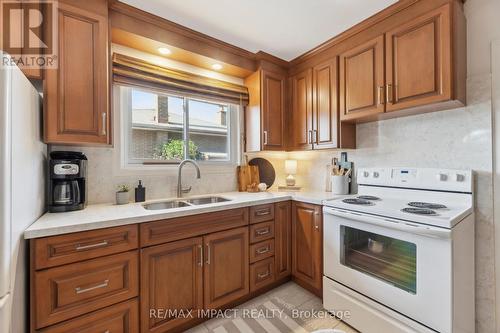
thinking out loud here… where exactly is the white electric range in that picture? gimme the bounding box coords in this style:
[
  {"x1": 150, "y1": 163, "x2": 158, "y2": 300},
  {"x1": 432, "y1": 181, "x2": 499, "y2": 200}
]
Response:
[{"x1": 322, "y1": 167, "x2": 474, "y2": 333}]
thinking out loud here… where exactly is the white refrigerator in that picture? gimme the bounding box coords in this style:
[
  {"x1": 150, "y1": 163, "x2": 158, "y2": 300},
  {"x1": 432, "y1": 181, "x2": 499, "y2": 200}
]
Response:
[{"x1": 0, "y1": 53, "x2": 46, "y2": 333}]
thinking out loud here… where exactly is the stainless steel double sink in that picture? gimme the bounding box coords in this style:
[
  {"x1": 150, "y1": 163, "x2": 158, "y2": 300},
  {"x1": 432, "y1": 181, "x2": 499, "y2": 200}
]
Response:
[{"x1": 143, "y1": 196, "x2": 231, "y2": 210}]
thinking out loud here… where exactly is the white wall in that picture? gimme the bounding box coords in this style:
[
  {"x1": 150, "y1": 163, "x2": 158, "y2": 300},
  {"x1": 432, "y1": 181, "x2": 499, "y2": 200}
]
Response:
[{"x1": 464, "y1": 0, "x2": 500, "y2": 76}]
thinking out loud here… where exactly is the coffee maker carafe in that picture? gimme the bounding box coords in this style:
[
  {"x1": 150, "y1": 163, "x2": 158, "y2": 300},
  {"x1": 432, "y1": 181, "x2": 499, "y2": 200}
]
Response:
[{"x1": 48, "y1": 151, "x2": 87, "y2": 212}]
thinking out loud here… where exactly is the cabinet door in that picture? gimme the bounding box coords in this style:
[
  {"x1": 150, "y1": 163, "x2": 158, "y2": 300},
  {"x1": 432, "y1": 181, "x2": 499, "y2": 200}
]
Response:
[
  {"x1": 290, "y1": 69, "x2": 313, "y2": 150},
  {"x1": 44, "y1": 1, "x2": 110, "y2": 145},
  {"x1": 262, "y1": 70, "x2": 286, "y2": 150},
  {"x1": 38, "y1": 299, "x2": 139, "y2": 333},
  {"x1": 292, "y1": 202, "x2": 322, "y2": 295},
  {"x1": 385, "y1": 4, "x2": 451, "y2": 112},
  {"x1": 275, "y1": 201, "x2": 292, "y2": 280},
  {"x1": 140, "y1": 238, "x2": 203, "y2": 333},
  {"x1": 204, "y1": 227, "x2": 249, "y2": 309},
  {"x1": 313, "y1": 58, "x2": 339, "y2": 149},
  {"x1": 340, "y1": 35, "x2": 385, "y2": 121}
]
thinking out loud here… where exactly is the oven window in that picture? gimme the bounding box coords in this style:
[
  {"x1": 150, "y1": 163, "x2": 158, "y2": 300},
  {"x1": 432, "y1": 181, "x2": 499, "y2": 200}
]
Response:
[{"x1": 340, "y1": 226, "x2": 417, "y2": 294}]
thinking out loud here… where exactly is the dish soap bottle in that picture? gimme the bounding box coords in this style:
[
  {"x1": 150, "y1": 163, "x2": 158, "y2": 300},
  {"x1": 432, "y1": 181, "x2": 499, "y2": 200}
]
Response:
[{"x1": 135, "y1": 180, "x2": 146, "y2": 202}]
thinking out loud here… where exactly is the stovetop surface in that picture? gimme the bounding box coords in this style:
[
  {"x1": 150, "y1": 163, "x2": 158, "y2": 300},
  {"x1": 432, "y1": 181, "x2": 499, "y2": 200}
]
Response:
[{"x1": 324, "y1": 187, "x2": 473, "y2": 229}]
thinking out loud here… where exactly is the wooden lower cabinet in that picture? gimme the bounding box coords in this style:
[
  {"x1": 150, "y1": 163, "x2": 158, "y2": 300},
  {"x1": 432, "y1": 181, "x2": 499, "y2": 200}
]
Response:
[
  {"x1": 140, "y1": 238, "x2": 204, "y2": 333},
  {"x1": 38, "y1": 299, "x2": 139, "y2": 333},
  {"x1": 204, "y1": 227, "x2": 249, "y2": 309},
  {"x1": 274, "y1": 201, "x2": 292, "y2": 279},
  {"x1": 34, "y1": 251, "x2": 139, "y2": 329},
  {"x1": 31, "y1": 204, "x2": 298, "y2": 333},
  {"x1": 250, "y1": 257, "x2": 276, "y2": 292},
  {"x1": 250, "y1": 239, "x2": 275, "y2": 263},
  {"x1": 291, "y1": 202, "x2": 323, "y2": 296}
]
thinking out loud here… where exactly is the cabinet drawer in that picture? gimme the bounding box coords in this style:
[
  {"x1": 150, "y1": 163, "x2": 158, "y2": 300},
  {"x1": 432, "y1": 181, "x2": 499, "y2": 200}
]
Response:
[
  {"x1": 141, "y1": 208, "x2": 249, "y2": 247},
  {"x1": 250, "y1": 240, "x2": 275, "y2": 263},
  {"x1": 34, "y1": 251, "x2": 139, "y2": 329},
  {"x1": 33, "y1": 225, "x2": 139, "y2": 269},
  {"x1": 250, "y1": 257, "x2": 275, "y2": 292},
  {"x1": 250, "y1": 221, "x2": 275, "y2": 243},
  {"x1": 250, "y1": 204, "x2": 275, "y2": 224},
  {"x1": 38, "y1": 299, "x2": 139, "y2": 333}
]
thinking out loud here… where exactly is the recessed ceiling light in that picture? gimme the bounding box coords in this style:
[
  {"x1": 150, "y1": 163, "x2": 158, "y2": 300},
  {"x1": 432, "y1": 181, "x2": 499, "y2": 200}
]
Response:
[
  {"x1": 158, "y1": 47, "x2": 171, "y2": 55},
  {"x1": 212, "y1": 63, "x2": 223, "y2": 70}
]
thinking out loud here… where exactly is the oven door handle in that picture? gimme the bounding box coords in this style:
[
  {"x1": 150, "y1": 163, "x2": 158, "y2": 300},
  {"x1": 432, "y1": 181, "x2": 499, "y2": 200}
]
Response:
[{"x1": 323, "y1": 207, "x2": 452, "y2": 239}]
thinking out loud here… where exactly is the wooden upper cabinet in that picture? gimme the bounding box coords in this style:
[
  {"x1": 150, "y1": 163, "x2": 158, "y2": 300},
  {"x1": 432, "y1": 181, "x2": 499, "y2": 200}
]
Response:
[
  {"x1": 312, "y1": 58, "x2": 339, "y2": 149},
  {"x1": 203, "y1": 227, "x2": 249, "y2": 309},
  {"x1": 245, "y1": 69, "x2": 286, "y2": 151},
  {"x1": 385, "y1": 4, "x2": 452, "y2": 112},
  {"x1": 291, "y1": 202, "x2": 322, "y2": 296},
  {"x1": 140, "y1": 237, "x2": 203, "y2": 333},
  {"x1": 290, "y1": 69, "x2": 313, "y2": 150},
  {"x1": 262, "y1": 70, "x2": 286, "y2": 150},
  {"x1": 44, "y1": 1, "x2": 110, "y2": 145},
  {"x1": 340, "y1": 35, "x2": 385, "y2": 122}
]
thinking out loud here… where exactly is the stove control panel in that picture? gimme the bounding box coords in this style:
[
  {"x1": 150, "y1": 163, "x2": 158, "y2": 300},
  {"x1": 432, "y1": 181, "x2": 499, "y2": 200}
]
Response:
[{"x1": 357, "y1": 167, "x2": 473, "y2": 193}]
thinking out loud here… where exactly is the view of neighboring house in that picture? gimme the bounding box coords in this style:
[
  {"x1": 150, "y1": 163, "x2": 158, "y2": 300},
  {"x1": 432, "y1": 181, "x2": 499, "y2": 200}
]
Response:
[{"x1": 130, "y1": 92, "x2": 230, "y2": 161}]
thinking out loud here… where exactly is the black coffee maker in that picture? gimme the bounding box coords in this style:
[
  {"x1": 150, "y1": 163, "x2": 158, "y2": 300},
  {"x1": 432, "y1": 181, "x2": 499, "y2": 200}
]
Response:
[{"x1": 48, "y1": 151, "x2": 87, "y2": 213}]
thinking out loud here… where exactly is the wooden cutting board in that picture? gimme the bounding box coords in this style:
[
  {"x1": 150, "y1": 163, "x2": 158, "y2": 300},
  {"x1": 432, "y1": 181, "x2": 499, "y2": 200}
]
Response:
[{"x1": 237, "y1": 165, "x2": 260, "y2": 191}]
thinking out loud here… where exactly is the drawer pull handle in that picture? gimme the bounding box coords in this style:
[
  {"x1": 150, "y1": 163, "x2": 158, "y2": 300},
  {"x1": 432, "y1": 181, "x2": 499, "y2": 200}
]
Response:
[
  {"x1": 75, "y1": 240, "x2": 108, "y2": 251},
  {"x1": 256, "y1": 228, "x2": 270, "y2": 236},
  {"x1": 258, "y1": 271, "x2": 270, "y2": 279},
  {"x1": 255, "y1": 210, "x2": 270, "y2": 216},
  {"x1": 75, "y1": 279, "x2": 109, "y2": 294},
  {"x1": 256, "y1": 247, "x2": 270, "y2": 254}
]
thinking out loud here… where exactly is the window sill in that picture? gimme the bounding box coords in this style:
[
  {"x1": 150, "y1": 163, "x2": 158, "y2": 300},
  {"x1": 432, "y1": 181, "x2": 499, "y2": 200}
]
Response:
[{"x1": 113, "y1": 162, "x2": 238, "y2": 177}]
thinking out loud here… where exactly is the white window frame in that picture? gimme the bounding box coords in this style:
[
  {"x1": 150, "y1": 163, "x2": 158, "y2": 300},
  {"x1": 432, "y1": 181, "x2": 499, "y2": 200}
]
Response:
[{"x1": 113, "y1": 85, "x2": 242, "y2": 175}]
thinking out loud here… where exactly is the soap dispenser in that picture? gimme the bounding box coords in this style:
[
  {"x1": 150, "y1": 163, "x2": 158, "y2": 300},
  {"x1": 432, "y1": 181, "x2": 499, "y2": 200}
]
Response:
[{"x1": 135, "y1": 180, "x2": 146, "y2": 202}]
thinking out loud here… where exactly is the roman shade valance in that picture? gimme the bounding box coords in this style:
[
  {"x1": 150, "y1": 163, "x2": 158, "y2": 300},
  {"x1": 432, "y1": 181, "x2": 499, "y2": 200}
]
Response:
[{"x1": 112, "y1": 53, "x2": 249, "y2": 105}]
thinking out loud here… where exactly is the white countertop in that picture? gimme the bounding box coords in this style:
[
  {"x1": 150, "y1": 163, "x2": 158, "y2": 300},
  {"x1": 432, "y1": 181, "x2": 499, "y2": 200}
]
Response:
[{"x1": 24, "y1": 191, "x2": 342, "y2": 239}]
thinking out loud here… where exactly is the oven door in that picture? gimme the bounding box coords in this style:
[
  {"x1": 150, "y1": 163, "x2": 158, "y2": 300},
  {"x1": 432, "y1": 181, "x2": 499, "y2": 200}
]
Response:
[{"x1": 323, "y1": 207, "x2": 452, "y2": 333}]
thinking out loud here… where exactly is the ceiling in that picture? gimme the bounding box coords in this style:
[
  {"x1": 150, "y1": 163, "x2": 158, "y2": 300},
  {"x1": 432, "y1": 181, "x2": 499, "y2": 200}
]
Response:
[{"x1": 120, "y1": 0, "x2": 399, "y2": 61}]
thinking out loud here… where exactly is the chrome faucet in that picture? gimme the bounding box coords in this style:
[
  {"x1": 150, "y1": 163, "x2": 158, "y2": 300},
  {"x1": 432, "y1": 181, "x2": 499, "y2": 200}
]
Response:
[{"x1": 177, "y1": 159, "x2": 201, "y2": 198}]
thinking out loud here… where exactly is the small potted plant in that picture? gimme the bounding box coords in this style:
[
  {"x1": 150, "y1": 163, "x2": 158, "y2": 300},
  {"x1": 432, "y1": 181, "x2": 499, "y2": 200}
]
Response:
[{"x1": 116, "y1": 184, "x2": 130, "y2": 205}]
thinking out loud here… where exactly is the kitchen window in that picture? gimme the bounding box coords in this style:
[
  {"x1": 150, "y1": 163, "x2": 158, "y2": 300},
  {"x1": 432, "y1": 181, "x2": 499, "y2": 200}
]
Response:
[{"x1": 118, "y1": 85, "x2": 241, "y2": 167}]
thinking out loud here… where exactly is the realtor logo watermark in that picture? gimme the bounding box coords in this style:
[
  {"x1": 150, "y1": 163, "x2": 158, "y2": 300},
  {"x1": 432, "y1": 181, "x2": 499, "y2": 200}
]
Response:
[{"x1": 1, "y1": 0, "x2": 58, "y2": 69}]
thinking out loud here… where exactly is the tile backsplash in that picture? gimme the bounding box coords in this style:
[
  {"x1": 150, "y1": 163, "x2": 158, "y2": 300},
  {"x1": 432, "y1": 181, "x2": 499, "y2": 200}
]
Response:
[{"x1": 49, "y1": 144, "x2": 238, "y2": 204}]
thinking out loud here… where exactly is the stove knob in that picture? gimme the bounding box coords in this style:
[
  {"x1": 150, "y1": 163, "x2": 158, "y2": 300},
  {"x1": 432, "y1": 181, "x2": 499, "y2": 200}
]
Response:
[
  {"x1": 363, "y1": 171, "x2": 370, "y2": 178},
  {"x1": 372, "y1": 171, "x2": 380, "y2": 178},
  {"x1": 455, "y1": 173, "x2": 465, "y2": 182},
  {"x1": 437, "y1": 173, "x2": 448, "y2": 181}
]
